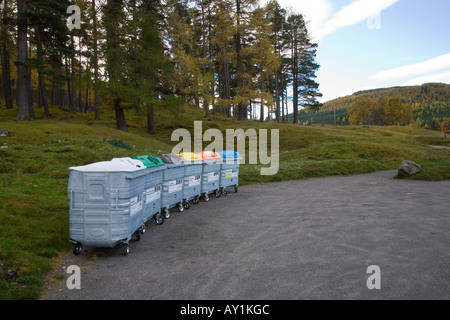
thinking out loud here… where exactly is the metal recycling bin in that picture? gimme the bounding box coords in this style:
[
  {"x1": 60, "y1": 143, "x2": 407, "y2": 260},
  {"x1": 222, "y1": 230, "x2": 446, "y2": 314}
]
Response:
[
  {"x1": 68, "y1": 157, "x2": 148, "y2": 255},
  {"x1": 217, "y1": 150, "x2": 241, "y2": 195},
  {"x1": 132, "y1": 155, "x2": 166, "y2": 225},
  {"x1": 179, "y1": 152, "x2": 203, "y2": 209},
  {"x1": 196, "y1": 151, "x2": 223, "y2": 201},
  {"x1": 157, "y1": 154, "x2": 188, "y2": 216}
]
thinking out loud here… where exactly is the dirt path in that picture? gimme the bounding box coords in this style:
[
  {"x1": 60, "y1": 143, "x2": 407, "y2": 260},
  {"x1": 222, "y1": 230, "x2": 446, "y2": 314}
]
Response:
[{"x1": 43, "y1": 170, "x2": 450, "y2": 300}]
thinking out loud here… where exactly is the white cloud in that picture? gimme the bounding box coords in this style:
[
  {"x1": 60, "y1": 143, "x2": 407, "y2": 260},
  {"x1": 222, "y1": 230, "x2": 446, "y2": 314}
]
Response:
[
  {"x1": 315, "y1": 0, "x2": 399, "y2": 42},
  {"x1": 277, "y1": 0, "x2": 331, "y2": 40},
  {"x1": 276, "y1": 0, "x2": 399, "y2": 43},
  {"x1": 402, "y1": 70, "x2": 450, "y2": 86},
  {"x1": 372, "y1": 53, "x2": 450, "y2": 80}
]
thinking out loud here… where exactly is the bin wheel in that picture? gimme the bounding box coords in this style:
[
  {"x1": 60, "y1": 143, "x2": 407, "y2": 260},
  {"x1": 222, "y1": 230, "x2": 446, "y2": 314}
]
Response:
[
  {"x1": 215, "y1": 189, "x2": 221, "y2": 198},
  {"x1": 234, "y1": 186, "x2": 238, "y2": 193},
  {"x1": 140, "y1": 224, "x2": 146, "y2": 234},
  {"x1": 178, "y1": 203, "x2": 184, "y2": 213},
  {"x1": 135, "y1": 231, "x2": 141, "y2": 241},
  {"x1": 122, "y1": 243, "x2": 130, "y2": 255},
  {"x1": 193, "y1": 196, "x2": 200, "y2": 205},
  {"x1": 155, "y1": 213, "x2": 164, "y2": 225},
  {"x1": 163, "y1": 209, "x2": 171, "y2": 219},
  {"x1": 184, "y1": 201, "x2": 191, "y2": 210},
  {"x1": 72, "y1": 243, "x2": 82, "y2": 256},
  {"x1": 222, "y1": 189, "x2": 228, "y2": 196},
  {"x1": 204, "y1": 195, "x2": 210, "y2": 202}
]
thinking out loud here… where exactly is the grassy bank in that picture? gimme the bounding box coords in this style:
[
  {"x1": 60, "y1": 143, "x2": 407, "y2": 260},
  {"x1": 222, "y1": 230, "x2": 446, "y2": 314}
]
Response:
[{"x1": 0, "y1": 105, "x2": 449, "y2": 299}]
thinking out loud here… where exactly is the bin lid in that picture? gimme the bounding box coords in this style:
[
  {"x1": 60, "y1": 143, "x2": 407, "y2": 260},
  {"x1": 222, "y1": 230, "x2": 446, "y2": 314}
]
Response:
[
  {"x1": 157, "y1": 154, "x2": 186, "y2": 166},
  {"x1": 70, "y1": 157, "x2": 145, "y2": 172},
  {"x1": 179, "y1": 152, "x2": 202, "y2": 162},
  {"x1": 217, "y1": 150, "x2": 242, "y2": 159},
  {"x1": 197, "y1": 151, "x2": 222, "y2": 160},
  {"x1": 132, "y1": 155, "x2": 165, "y2": 168}
]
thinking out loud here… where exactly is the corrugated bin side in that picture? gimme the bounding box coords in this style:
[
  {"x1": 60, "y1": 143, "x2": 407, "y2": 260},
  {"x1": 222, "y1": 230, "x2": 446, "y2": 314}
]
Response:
[
  {"x1": 157, "y1": 154, "x2": 187, "y2": 216},
  {"x1": 132, "y1": 155, "x2": 166, "y2": 225},
  {"x1": 196, "y1": 151, "x2": 223, "y2": 201},
  {"x1": 179, "y1": 152, "x2": 203, "y2": 207},
  {"x1": 217, "y1": 150, "x2": 241, "y2": 195},
  {"x1": 68, "y1": 157, "x2": 148, "y2": 256}
]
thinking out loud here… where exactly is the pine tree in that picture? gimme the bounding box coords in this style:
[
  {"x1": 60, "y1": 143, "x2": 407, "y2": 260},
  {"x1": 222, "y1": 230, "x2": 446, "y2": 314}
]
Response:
[
  {"x1": 15, "y1": 0, "x2": 34, "y2": 120},
  {"x1": 1, "y1": 0, "x2": 14, "y2": 110}
]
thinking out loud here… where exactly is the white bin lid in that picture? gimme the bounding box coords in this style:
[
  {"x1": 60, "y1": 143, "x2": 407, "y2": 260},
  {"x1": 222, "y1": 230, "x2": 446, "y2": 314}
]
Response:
[{"x1": 70, "y1": 157, "x2": 145, "y2": 172}]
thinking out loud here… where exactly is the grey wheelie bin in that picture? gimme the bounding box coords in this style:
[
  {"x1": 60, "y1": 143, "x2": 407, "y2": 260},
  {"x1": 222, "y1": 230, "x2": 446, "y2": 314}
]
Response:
[
  {"x1": 132, "y1": 155, "x2": 166, "y2": 225},
  {"x1": 179, "y1": 152, "x2": 203, "y2": 209},
  {"x1": 68, "y1": 157, "x2": 148, "y2": 255},
  {"x1": 196, "y1": 151, "x2": 223, "y2": 201},
  {"x1": 217, "y1": 150, "x2": 242, "y2": 195},
  {"x1": 157, "y1": 154, "x2": 188, "y2": 217}
]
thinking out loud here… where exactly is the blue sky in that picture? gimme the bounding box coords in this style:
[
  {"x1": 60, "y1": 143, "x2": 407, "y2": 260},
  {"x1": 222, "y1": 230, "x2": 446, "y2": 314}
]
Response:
[{"x1": 278, "y1": 0, "x2": 450, "y2": 102}]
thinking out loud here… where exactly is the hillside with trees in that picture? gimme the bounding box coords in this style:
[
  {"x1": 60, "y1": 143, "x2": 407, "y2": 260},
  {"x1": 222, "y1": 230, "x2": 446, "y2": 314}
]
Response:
[
  {"x1": 304, "y1": 83, "x2": 450, "y2": 130},
  {"x1": 0, "y1": 0, "x2": 322, "y2": 130}
]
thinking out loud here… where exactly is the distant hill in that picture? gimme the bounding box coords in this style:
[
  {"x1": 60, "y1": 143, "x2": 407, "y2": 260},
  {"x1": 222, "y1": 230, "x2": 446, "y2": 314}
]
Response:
[{"x1": 298, "y1": 83, "x2": 450, "y2": 128}]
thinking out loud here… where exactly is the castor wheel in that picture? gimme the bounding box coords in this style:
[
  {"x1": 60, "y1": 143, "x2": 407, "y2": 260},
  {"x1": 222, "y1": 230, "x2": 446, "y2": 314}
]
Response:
[
  {"x1": 122, "y1": 243, "x2": 130, "y2": 255},
  {"x1": 222, "y1": 189, "x2": 228, "y2": 196},
  {"x1": 184, "y1": 201, "x2": 191, "y2": 209},
  {"x1": 155, "y1": 212, "x2": 164, "y2": 225},
  {"x1": 192, "y1": 196, "x2": 200, "y2": 204},
  {"x1": 215, "y1": 189, "x2": 221, "y2": 198},
  {"x1": 164, "y1": 208, "x2": 172, "y2": 219},
  {"x1": 72, "y1": 242, "x2": 82, "y2": 256}
]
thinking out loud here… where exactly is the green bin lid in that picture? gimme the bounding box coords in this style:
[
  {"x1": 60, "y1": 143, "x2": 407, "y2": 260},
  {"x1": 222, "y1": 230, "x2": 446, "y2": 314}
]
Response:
[{"x1": 132, "y1": 155, "x2": 165, "y2": 168}]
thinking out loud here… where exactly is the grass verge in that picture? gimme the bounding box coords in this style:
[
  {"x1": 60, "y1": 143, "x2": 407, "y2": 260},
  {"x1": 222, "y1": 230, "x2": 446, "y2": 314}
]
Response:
[{"x1": 0, "y1": 105, "x2": 449, "y2": 299}]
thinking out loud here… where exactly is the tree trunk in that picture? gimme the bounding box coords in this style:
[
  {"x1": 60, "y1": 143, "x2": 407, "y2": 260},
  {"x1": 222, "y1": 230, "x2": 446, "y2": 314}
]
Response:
[
  {"x1": 84, "y1": 84, "x2": 89, "y2": 113},
  {"x1": 16, "y1": 0, "x2": 33, "y2": 120},
  {"x1": 92, "y1": 0, "x2": 100, "y2": 120},
  {"x1": 147, "y1": 104, "x2": 156, "y2": 135},
  {"x1": 114, "y1": 98, "x2": 128, "y2": 132},
  {"x1": 1, "y1": 0, "x2": 13, "y2": 110},
  {"x1": 292, "y1": 46, "x2": 298, "y2": 124},
  {"x1": 1, "y1": 41, "x2": 13, "y2": 110},
  {"x1": 106, "y1": 0, "x2": 127, "y2": 131},
  {"x1": 275, "y1": 70, "x2": 280, "y2": 123},
  {"x1": 70, "y1": 35, "x2": 77, "y2": 112},
  {"x1": 36, "y1": 29, "x2": 49, "y2": 115},
  {"x1": 78, "y1": 40, "x2": 82, "y2": 112},
  {"x1": 235, "y1": 0, "x2": 246, "y2": 121}
]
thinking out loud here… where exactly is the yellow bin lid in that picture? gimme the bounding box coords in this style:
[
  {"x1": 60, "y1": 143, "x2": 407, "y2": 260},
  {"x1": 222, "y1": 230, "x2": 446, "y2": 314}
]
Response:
[{"x1": 179, "y1": 152, "x2": 203, "y2": 162}]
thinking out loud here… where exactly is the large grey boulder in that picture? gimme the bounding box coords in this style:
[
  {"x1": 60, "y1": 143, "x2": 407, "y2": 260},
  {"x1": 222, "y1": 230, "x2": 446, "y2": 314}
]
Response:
[{"x1": 398, "y1": 160, "x2": 421, "y2": 175}]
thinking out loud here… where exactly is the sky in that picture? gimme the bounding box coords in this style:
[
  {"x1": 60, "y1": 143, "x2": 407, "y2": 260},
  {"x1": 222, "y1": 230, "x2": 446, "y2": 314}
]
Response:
[{"x1": 277, "y1": 0, "x2": 450, "y2": 102}]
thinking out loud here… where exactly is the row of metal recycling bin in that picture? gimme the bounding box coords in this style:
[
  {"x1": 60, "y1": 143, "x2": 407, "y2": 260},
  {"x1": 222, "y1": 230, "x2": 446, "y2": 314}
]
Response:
[{"x1": 68, "y1": 151, "x2": 241, "y2": 255}]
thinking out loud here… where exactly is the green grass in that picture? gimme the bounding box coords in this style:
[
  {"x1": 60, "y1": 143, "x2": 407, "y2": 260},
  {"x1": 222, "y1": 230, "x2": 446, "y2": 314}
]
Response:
[{"x1": 0, "y1": 104, "x2": 449, "y2": 299}]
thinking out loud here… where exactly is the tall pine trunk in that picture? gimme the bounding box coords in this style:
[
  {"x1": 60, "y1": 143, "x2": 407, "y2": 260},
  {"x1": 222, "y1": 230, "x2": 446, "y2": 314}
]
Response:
[
  {"x1": 36, "y1": 27, "x2": 49, "y2": 115},
  {"x1": 114, "y1": 98, "x2": 127, "y2": 132},
  {"x1": 235, "y1": 0, "x2": 246, "y2": 121},
  {"x1": 147, "y1": 104, "x2": 156, "y2": 135},
  {"x1": 16, "y1": 0, "x2": 33, "y2": 120},
  {"x1": 92, "y1": 0, "x2": 100, "y2": 120},
  {"x1": 1, "y1": 0, "x2": 13, "y2": 110},
  {"x1": 1, "y1": 41, "x2": 13, "y2": 110},
  {"x1": 106, "y1": 0, "x2": 128, "y2": 131}
]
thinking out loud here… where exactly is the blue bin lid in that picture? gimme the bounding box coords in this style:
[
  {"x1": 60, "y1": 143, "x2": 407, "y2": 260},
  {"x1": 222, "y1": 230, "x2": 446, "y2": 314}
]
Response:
[{"x1": 218, "y1": 150, "x2": 242, "y2": 159}]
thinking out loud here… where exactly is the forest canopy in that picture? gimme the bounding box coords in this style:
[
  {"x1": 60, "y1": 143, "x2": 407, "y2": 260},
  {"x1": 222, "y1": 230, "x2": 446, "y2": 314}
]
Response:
[{"x1": 0, "y1": 0, "x2": 322, "y2": 132}]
